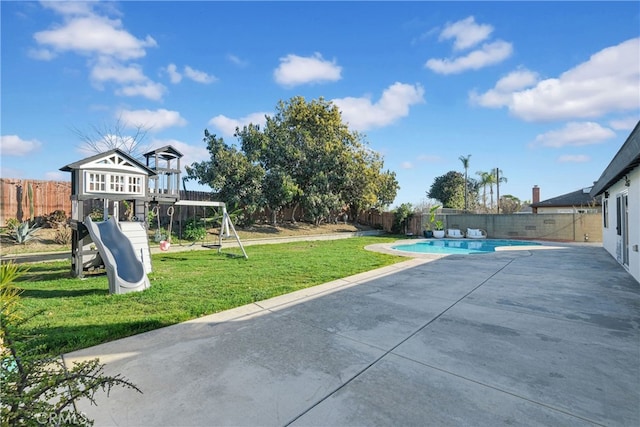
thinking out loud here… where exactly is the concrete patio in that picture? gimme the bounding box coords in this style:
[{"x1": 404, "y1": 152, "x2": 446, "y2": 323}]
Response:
[{"x1": 67, "y1": 243, "x2": 639, "y2": 426}]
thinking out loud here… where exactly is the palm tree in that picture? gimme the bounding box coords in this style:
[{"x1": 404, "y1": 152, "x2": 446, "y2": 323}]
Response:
[
  {"x1": 459, "y1": 154, "x2": 471, "y2": 211},
  {"x1": 493, "y1": 168, "x2": 507, "y2": 213},
  {"x1": 476, "y1": 171, "x2": 493, "y2": 212}
]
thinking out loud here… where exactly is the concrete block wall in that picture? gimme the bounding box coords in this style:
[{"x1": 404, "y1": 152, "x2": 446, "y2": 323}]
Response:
[{"x1": 414, "y1": 213, "x2": 602, "y2": 242}]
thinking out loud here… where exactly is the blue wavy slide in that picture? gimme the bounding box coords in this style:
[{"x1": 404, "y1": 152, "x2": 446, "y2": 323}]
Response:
[{"x1": 84, "y1": 216, "x2": 150, "y2": 294}]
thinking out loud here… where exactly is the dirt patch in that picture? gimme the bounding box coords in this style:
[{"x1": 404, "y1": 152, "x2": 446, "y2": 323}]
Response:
[{"x1": 233, "y1": 222, "x2": 367, "y2": 239}]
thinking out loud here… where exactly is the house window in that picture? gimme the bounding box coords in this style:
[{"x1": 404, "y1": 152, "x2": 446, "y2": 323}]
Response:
[{"x1": 603, "y1": 199, "x2": 608, "y2": 228}]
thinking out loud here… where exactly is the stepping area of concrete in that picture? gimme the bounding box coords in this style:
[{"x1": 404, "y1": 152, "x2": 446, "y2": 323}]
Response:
[{"x1": 67, "y1": 243, "x2": 639, "y2": 426}]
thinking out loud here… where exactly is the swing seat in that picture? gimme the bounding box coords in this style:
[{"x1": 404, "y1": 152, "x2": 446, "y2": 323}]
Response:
[{"x1": 153, "y1": 205, "x2": 174, "y2": 252}]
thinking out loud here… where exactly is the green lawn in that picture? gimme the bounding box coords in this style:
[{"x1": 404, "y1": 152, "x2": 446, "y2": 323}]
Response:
[{"x1": 15, "y1": 236, "x2": 406, "y2": 355}]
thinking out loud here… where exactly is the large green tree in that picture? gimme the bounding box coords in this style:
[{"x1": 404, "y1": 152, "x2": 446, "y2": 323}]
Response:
[
  {"x1": 236, "y1": 96, "x2": 397, "y2": 224},
  {"x1": 499, "y1": 194, "x2": 522, "y2": 214},
  {"x1": 427, "y1": 171, "x2": 465, "y2": 209},
  {"x1": 189, "y1": 96, "x2": 398, "y2": 225},
  {"x1": 342, "y1": 145, "x2": 398, "y2": 222}
]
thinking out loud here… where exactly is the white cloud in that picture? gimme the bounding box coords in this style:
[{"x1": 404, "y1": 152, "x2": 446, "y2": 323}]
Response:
[
  {"x1": 116, "y1": 81, "x2": 166, "y2": 101},
  {"x1": 41, "y1": 1, "x2": 97, "y2": 17},
  {"x1": 609, "y1": 117, "x2": 639, "y2": 131},
  {"x1": 208, "y1": 112, "x2": 269, "y2": 137},
  {"x1": 426, "y1": 40, "x2": 513, "y2": 75},
  {"x1": 510, "y1": 38, "x2": 640, "y2": 121},
  {"x1": 164, "y1": 64, "x2": 216, "y2": 84},
  {"x1": 33, "y1": 15, "x2": 156, "y2": 61},
  {"x1": 469, "y1": 68, "x2": 539, "y2": 107},
  {"x1": 166, "y1": 63, "x2": 182, "y2": 84},
  {"x1": 184, "y1": 66, "x2": 216, "y2": 84},
  {"x1": 332, "y1": 82, "x2": 425, "y2": 131},
  {"x1": 531, "y1": 122, "x2": 615, "y2": 148},
  {"x1": 425, "y1": 16, "x2": 511, "y2": 75},
  {"x1": 439, "y1": 16, "x2": 493, "y2": 51},
  {"x1": 90, "y1": 57, "x2": 147, "y2": 85},
  {"x1": 274, "y1": 52, "x2": 342, "y2": 87},
  {"x1": 119, "y1": 109, "x2": 187, "y2": 132},
  {"x1": 557, "y1": 154, "x2": 590, "y2": 163},
  {"x1": 31, "y1": 3, "x2": 163, "y2": 101},
  {"x1": 1, "y1": 135, "x2": 42, "y2": 156}
]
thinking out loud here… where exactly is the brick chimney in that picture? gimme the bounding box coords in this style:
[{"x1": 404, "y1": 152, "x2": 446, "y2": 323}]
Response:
[
  {"x1": 532, "y1": 185, "x2": 540, "y2": 204},
  {"x1": 532, "y1": 185, "x2": 540, "y2": 214}
]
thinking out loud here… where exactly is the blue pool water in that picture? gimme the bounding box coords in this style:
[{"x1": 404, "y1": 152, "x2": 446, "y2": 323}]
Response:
[{"x1": 392, "y1": 239, "x2": 541, "y2": 255}]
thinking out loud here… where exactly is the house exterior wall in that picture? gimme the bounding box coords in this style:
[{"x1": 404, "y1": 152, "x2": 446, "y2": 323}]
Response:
[{"x1": 601, "y1": 167, "x2": 640, "y2": 283}]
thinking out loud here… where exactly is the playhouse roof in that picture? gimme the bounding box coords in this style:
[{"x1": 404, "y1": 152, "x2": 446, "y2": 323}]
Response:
[
  {"x1": 143, "y1": 145, "x2": 183, "y2": 160},
  {"x1": 60, "y1": 149, "x2": 156, "y2": 176}
]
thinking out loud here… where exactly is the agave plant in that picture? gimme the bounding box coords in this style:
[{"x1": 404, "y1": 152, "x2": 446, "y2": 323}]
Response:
[{"x1": 12, "y1": 221, "x2": 41, "y2": 244}]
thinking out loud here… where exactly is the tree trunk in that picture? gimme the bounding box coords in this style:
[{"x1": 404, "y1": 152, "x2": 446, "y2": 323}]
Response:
[
  {"x1": 290, "y1": 203, "x2": 299, "y2": 224},
  {"x1": 490, "y1": 185, "x2": 494, "y2": 212}
]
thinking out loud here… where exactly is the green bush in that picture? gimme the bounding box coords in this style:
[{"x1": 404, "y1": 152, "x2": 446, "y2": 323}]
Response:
[
  {"x1": 88, "y1": 208, "x2": 104, "y2": 221},
  {"x1": 1, "y1": 262, "x2": 141, "y2": 426},
  {"x1": 183, "y1": 220, "x2": 207, "y2": 241},
  {"x1": 392, "y1": 203, "x2": 414, "y2": 234}
]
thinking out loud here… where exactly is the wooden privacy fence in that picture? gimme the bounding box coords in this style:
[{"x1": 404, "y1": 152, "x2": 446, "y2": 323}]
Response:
[
  {"x1": 0, "y1": 179, "x2": 217, "y2": 227},
  {"x1": 0, "y1": 178, "x2": 72, "y2": 226}
]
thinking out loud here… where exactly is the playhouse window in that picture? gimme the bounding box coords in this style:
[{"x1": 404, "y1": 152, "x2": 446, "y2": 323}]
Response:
[
  {"x1": 128, "y1": 176, "x2": 142, "y2": 193},
  {"x1": 110, "y1": 175, "x2": 125, "y2": 192},
  {"x1": 84, "y1": 171, "x2": 144, "y2": 195},
  {"x1": 87, "y1": 173, "x2": 106, "y2": 192}
]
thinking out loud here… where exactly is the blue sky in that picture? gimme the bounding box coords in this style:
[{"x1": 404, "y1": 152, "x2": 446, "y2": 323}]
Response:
[{"x1": 2, "y1": 1, "x2": 639, "y2": 208}]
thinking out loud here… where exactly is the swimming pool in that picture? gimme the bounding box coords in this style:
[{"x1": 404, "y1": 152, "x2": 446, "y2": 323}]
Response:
[{"x1": 392, "y1": 239, "x2": 541, "y2": 255}]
